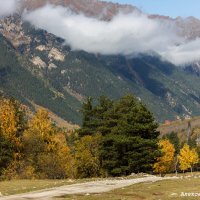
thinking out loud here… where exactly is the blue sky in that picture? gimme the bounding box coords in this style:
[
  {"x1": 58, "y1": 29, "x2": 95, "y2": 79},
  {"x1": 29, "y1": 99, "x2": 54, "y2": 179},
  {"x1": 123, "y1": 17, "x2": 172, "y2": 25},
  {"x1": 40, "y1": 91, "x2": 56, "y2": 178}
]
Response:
[{"x1": 109, "y1": 0, "x2": 200, "y2": 19}]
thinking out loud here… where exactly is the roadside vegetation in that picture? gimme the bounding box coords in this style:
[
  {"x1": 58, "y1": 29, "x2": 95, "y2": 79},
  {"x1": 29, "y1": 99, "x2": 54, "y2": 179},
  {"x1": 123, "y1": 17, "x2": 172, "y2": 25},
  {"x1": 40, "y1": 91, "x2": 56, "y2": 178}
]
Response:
[{"x1": 0, "y1": 94, "x2": 199, "y2": 181}]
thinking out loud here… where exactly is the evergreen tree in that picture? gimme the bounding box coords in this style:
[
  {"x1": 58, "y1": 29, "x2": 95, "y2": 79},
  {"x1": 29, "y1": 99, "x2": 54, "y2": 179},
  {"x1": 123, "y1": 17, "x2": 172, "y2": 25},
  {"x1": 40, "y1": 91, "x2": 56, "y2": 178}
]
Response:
[
  {"x1": 79, "y1": 94, "x2": 160, "y2": 176},
  {"x1": 79, "y1": 96, "x2": 114, "y2": 136},
  {"x1": 79, "y1": 97, "x2": 95, "y2": 136},
  {"x1": 188, "y1": 137, "x2": 197, "y2": 148},
  {"x1": 0, "y1": 133, "x2": 14, "y2": 175},
  {"x1": 101, "y1": 134, "x2": 159, "y2": 176}
]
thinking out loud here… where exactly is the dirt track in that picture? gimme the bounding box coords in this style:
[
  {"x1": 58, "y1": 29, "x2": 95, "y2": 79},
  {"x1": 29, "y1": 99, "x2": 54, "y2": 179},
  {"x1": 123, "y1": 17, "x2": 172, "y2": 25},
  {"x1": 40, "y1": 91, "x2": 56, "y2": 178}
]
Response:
[{"x1": 0, "y1": 176, "x2": 178, "y2": 200}]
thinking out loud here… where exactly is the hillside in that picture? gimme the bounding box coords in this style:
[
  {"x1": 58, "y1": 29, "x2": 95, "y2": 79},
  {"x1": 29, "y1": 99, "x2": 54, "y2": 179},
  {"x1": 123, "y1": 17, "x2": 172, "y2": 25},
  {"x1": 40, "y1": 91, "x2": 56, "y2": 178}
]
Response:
[{"x1": 1, "y1": 1, "x2": 200, "y2": 124}]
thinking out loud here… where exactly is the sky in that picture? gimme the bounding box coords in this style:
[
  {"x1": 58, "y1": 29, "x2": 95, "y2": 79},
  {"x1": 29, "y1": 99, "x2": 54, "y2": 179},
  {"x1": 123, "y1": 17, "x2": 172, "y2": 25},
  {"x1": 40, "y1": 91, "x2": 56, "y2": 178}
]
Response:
[{"x1": 109, "y1": 0, "x2": 200, "y2": 19}]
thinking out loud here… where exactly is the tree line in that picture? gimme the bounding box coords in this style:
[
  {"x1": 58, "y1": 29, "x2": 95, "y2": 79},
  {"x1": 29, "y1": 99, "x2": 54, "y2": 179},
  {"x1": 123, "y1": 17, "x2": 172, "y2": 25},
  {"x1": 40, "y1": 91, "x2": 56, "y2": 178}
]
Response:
[{"x1": 0, "y1": 95, "x2": 199, "y2": 179}]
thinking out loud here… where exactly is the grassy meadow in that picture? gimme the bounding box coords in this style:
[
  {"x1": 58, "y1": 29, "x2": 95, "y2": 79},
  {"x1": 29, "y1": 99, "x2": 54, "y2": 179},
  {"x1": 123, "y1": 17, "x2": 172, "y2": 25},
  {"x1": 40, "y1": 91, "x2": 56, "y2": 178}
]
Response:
[
  {"x1": 56, "y1": 176, "x2": 200, "y2": 200},
  {"x1": 0, "y1": 173, "x2": 200, "y2": 200}
]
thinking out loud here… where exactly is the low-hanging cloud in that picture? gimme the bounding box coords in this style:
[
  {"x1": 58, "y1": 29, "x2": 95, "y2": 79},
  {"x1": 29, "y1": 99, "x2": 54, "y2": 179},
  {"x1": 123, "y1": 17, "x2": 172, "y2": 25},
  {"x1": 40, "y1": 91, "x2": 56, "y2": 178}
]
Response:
[
  {"x1": 23, "y1": 4, "x2": 200, "y2": 66},
  {"x1": 161, "y1": 39, "x2": 200, "y2": 66},
  {"x1": 0, "y1": 0, "x2": 17, "y2": 18}
]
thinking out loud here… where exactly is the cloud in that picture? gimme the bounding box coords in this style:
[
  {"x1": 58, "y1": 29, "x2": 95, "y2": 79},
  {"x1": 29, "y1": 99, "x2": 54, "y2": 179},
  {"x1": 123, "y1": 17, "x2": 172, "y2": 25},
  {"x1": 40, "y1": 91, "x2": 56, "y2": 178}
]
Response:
[
  {"x1": 23, "y1": 4, "x2": 200, "y2": 66},
  {"x1": 161, "y1": 39, "x2": 200, "y2": 66},
  {"x1": 0, "y1": 0, "x2": 17, "y2": 17}
]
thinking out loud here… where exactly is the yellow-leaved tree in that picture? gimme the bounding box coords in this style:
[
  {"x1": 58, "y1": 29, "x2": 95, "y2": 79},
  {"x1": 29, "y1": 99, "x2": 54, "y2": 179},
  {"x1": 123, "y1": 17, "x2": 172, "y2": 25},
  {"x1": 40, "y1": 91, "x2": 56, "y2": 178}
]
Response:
[
  {"x1": 178, "y1": 143, "x2": 199, "y2": 173},
  {"x1": 22, "y1": 109, "x2": 74, "y2": 179},
  {"x1": 153, "y1": 139, "x2": 175, "y2": 175},
  {"x1": 0, "y1": 98, "x2": 25, "y2": 144},
  {"x1": 0, "y1": 98, "x2": 26, "y2": 179},
  {"x1": 74, "y1": 134, "x2": 102, "y2": 178}
]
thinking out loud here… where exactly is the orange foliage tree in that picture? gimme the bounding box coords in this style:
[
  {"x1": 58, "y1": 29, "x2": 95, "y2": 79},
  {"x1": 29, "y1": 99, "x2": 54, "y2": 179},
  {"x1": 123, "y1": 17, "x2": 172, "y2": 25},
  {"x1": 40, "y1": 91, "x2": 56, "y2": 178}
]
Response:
[
  {"x1": 178, "y1": 144, "x2": 199, "y2": 173},
  {"x1": 74, "y1": 134, "x2": 102, "y2": 178},
  {"x1": 153, "y1": 139, "x2": 175, "y2": 175},
  {"x1": 0, "y1": 98, "x2": 26, "y2": 178},
  {"x1": 22, "y1": 109, "x2": 74, "y2": 179}
]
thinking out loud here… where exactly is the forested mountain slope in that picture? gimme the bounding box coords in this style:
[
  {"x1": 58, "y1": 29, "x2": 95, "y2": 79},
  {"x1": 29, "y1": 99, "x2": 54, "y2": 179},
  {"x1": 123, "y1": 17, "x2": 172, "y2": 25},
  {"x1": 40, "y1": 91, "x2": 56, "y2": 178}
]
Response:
[{"x1": 1, "y1": 1, "x2": 200, "y2": 123}]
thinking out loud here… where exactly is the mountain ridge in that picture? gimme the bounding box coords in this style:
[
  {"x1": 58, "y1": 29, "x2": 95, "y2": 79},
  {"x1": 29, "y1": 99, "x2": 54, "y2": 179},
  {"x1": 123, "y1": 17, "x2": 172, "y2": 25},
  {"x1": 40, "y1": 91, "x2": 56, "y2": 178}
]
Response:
[
  {"x1": 19, "y1": 0, "x2": 139, "y2": 20},
  {"x1": 19, "y1": 0, "x2": 200, "y2": 40},
  {"x1": 1, "y1": 0, "x2": 200, "y2": 124}
]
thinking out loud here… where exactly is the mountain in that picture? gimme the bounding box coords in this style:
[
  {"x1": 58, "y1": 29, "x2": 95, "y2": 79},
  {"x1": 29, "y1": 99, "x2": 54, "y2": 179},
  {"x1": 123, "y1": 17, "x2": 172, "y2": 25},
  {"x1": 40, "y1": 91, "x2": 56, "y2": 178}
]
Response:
[
  {"x1": 19, "y1": 0, "x2": 200, "y2": 39},
  {"x1": 1, "y1": 0, "x2": 200, "y2": 124},
  {"x1": 19, "y1": 0, "x2": 139, "y2": 19}
]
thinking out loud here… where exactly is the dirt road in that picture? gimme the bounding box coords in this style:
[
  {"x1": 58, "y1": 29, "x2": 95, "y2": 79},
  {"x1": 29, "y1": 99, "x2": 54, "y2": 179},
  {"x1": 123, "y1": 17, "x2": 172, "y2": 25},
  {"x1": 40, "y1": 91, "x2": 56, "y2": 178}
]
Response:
[{"x1": 0, "y1": 176, "x2": 178, "y2": 200}]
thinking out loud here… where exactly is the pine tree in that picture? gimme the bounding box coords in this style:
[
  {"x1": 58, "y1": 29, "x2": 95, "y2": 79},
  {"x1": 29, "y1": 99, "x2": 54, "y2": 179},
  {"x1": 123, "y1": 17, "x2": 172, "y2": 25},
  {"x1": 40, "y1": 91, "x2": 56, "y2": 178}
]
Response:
[
  {"x1": 0, "y1": 133, "x2": 14, "y2": 175},
  {"x1": 79, "y1": 94, "x2": 160, "y2": 176},
  {"x1": 79, "y1": 96, "x2": 113, "y2": 136}
]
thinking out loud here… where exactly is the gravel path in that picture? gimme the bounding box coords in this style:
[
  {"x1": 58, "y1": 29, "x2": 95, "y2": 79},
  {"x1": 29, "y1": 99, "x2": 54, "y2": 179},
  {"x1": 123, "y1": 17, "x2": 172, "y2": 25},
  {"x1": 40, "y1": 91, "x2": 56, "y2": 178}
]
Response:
[{"x1": 0, "y1": 176, "x2": 178, "y2": 200}]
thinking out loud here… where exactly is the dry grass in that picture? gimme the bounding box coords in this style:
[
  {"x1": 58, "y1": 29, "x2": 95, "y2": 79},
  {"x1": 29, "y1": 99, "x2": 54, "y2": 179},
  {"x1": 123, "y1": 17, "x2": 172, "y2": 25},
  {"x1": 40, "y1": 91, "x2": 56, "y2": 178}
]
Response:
[
  {"x1": 1, "y1": 174, "x2": 200, "y2": 199},
  {"x1": 0, "y1": 179, "x2": 84, "y2": 196},
  {"x1": 158, "y1": 116, "x2": 200, "y2": 136},
  {"x1": 56, "y1": 177, "x2": 200, "y2": 200},
  {"x1": 0, "y1": 175, "x2": 144, "y2": 196}
]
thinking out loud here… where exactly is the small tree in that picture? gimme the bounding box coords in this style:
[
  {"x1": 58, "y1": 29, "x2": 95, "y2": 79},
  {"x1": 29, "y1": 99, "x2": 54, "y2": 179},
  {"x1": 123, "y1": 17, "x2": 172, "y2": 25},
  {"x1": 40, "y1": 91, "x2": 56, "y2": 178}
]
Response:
[
  {"x1": 0, "y1": 98, "x2": 26, "y2": 178},
  {"x1": 74, "y1": 134, "x2": 102, "y2": 178},
  {"x1": 153, "y1": 139, "x2": 175, "y2": 176},
  {"x1": 22, "y1": 109, "x2": 74, "y2": 179},
  {"x1": 178, "y1": 144, "x2": 199, "y2": 174}
]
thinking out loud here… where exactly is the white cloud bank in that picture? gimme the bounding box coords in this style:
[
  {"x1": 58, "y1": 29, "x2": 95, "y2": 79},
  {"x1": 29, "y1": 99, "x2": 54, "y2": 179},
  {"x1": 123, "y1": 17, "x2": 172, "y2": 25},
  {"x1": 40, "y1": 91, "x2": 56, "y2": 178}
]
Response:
[
  {"x1": 22, "y1": 4, "x2": 200, "y2": 66},
  {"x1": 0, "y1": 0, "x2": 17, "y2": 17},
  {"x1": 161, "y1": 39, "x2": 200, "y2": 65}
]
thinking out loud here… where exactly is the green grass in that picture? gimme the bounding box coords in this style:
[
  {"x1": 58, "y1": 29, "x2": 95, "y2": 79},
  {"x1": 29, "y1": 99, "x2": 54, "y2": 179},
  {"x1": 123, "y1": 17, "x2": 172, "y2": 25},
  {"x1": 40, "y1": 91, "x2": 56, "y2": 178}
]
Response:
[{"x1": 55, "y1": 177, "x2": 200, "y2": 200}]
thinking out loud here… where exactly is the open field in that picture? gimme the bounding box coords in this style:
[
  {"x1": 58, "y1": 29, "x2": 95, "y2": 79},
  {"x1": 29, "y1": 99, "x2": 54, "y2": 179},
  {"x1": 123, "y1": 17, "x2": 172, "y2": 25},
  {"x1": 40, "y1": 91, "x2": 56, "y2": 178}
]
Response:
[
  {"x1": 0, "y1": 179, "x2": 78, "y2": 196},
  {"x1": 58, "y1": 177, "x2": 200, "y2": 200},
  {"x1": 0, "y1": 175, "x2": 148, "y2": 197},
  {"x1": 0, "y1": 176, "x2": 175, "y2": 200},
  {"x1": 0, "y1": 174, "x2": 199, "y2": 200}
]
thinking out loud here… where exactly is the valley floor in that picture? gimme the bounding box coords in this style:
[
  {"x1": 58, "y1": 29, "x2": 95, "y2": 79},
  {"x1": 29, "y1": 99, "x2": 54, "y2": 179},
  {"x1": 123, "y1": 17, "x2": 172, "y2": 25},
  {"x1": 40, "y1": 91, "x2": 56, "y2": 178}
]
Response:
[
  {"x1": 0, "y1": 176, "x2": 179, "y2": 200},
  {"x1": 63, "y1": 177, "x2": 200, "y2": 200}
]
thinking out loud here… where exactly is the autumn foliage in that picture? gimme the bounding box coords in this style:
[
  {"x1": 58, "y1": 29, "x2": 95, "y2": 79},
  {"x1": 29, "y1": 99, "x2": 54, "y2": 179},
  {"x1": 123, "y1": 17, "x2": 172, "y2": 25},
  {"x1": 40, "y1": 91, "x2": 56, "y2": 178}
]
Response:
[
  {"x1": 153, "y1": 139, "x2": 175, "y2": 174},
  {"x1": 0, "y1": 96, "x2": 200, "y2": 180},
  {"x1": 0, "y1": 98, "x2": 71, "y2": 179},
  {"x1": 0, "y1": 97, "x2": 102, "y2": 179},
  {"x1": 178, "y1": 144, "x2": 199, "y2": 173},
  {"x1": 22, "y1": 109, "x2": 73, "y2": 179}
]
